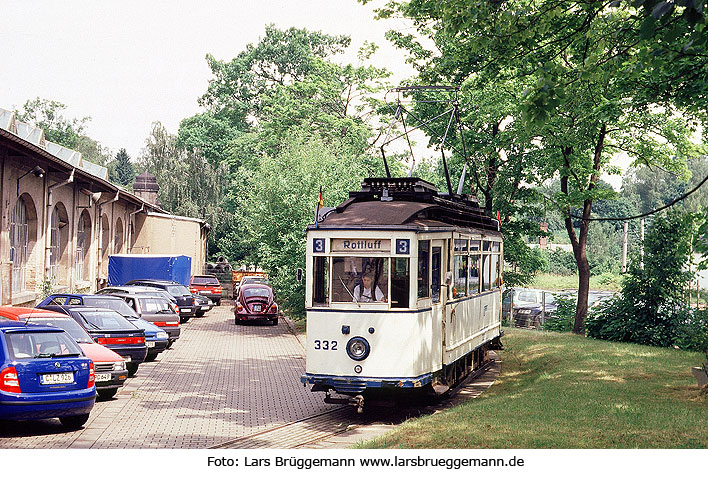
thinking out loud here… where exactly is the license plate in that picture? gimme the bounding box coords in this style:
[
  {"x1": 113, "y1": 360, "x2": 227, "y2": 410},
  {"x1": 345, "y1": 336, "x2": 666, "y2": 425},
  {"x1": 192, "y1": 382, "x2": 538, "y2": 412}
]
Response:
[
  {"x1": 201, "y1": 305, "x2": 209, "y2": 311},
  {"x1": 146, "y1": 341, "x2": 155, "y2": 348},
  {"x1": 95, "y1": 373, "x2": 111, "y2": 382},
  {"x1": 40, "y1": 372, "x2": 74, "y2": 385},
  {"x1": 253, "y1": 304, "x2": 262, "y2": 312},
  {"x1": 200, "y1": 290, "x2": 209, "y2": 294}
]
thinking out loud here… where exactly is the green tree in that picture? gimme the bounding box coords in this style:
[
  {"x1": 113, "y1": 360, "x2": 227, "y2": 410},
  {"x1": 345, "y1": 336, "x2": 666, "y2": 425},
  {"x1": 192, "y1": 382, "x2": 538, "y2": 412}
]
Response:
[
  {"x1": 376, "y1": 0, "x2": 700, "y2": 333},
  {"x1": 138, "y1": 123, "x2": 232, "y2": 257},
  {"x1": 110, "y1": 148, "x2": 135, "y2": 188},
  {"x1": 586, "y1": 211, "x2": 706, "y2": 351},
  {"x1": 232, "y1": 134, "x2": 372, "y2": 318}
]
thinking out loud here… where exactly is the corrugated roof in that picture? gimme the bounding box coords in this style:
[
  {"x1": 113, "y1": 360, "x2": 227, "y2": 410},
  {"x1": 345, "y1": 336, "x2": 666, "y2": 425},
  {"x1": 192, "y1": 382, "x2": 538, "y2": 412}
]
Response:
[{"x1": 0, "y1": 107, "x2": 108, "y2": 180}]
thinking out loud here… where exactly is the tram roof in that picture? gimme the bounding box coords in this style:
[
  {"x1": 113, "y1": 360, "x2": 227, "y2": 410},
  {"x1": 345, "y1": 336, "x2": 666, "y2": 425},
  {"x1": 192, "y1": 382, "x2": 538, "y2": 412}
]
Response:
[{"x1": 310, "y1": 177, "x2": 501, "y2": 235}]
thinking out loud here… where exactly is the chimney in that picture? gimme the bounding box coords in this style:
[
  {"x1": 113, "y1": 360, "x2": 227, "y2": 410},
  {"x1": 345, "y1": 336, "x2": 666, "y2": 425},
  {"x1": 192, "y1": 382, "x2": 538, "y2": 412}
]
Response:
[
  {"x1": 133, "y1": 171, "x2": 160, "y2": 205},
  {"x1": 539, "y1": 222, "x2": 548, "y2": 249}
]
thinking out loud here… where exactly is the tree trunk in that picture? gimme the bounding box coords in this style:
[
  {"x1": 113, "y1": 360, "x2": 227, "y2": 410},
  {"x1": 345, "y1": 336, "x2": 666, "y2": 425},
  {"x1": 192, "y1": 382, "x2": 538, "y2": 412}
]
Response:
[{"x1": 560, "y1": 123, "x2": 606, "y2": 334}]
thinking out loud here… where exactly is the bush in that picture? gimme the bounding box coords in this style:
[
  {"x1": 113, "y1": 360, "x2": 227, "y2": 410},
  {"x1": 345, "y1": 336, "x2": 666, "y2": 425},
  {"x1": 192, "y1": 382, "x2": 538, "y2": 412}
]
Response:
[
  {"x1": 545, "y1": 248, "x2": 577, "y2": 275},
  {"x1": 543, "y1": 294, "x2": 576, "y2": 332},
  {"x1": 586, "y1": 212, "x2": 704, "y2": 351}
]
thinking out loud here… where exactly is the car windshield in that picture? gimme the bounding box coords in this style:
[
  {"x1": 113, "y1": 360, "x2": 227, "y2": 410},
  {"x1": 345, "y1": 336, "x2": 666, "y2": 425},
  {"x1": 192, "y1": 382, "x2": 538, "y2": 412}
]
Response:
[
  {"x1": 76, "y1": 310, "x2": 138, "y2": 331},
  {"x1": 82, "y1": 297, "x2": 140, "y2": 318},
  {"x1": 241, "y1": 277, "x2": 269, "y2": 285},
  {"x1": 26, "y1": 317, "x2": 94, "y2": 344},
  {"x1": 242, "y1": 287, "x2": 271, "y2": 298},
  {"x1": 6, "y1": 330, "x2": 83, "y2": 359},
  {"x1": 192, "y1": 276, "x2": 219, "y2": 285}
]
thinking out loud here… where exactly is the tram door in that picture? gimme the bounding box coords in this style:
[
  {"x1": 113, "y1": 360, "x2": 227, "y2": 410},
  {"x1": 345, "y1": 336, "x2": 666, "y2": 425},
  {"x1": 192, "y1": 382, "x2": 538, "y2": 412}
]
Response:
[{"x1": 430, "y1": 240, "x2": 447, "y2": 364}]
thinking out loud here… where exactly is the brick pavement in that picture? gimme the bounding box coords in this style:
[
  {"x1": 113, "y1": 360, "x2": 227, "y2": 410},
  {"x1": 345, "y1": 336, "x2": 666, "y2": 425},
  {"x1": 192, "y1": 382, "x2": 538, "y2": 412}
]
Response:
[{"x1": 0, "y1": 306, "x2": 331, "y2": 448}]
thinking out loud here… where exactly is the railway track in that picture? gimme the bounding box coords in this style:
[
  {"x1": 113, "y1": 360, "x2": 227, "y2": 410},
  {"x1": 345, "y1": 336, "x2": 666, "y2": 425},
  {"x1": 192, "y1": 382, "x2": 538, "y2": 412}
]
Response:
[{"x1": 211, "y1": 353, "x2": 500, "y2": 449}]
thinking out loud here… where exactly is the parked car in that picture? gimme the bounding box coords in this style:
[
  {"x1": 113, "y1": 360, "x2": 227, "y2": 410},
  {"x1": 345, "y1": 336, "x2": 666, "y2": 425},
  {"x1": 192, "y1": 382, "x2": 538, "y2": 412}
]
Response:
[
  {"x1": 190, "y1": 275, "x2": 223, "y2": 306},
  {"x1": 0, "y1": 320, "x2": 95, "y2": 428},
  {"x1": 502, "y1": 288, "x2": 552, "y2": 319},
  {"x1": 234, "y1": 283, "x2": 279, "y2": 325},
  {"x1": 97, "y1": 285, "x2": 180, "y2": 313},
  {"x1": 0, "y1": 307, "x2": 128, "y2": 400},
  {"x1": 36, "y1": 295, "x2": 169, "y2": 361},
  {"x1": 124, "y1": 280, "x2": 197, "y2": 322},
  {"x1": 106, "y1": 292, "x2": 181, "y2": 346},
  {"x1": 513, "y1": 293, "x2": 558, "y2": 328},
  {"x1": 37, "y1": 306, "x2": 147, "y2": 377},
  {"x1": 192, "y1": 293, "x2": 213, "y2": 317}
]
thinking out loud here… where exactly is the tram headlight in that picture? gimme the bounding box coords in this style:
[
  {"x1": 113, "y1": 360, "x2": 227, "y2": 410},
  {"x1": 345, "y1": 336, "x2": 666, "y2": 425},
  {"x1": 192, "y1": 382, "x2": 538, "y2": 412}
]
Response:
[{"x1": 346, "y1": 337, "x2": 370, "y2": 361}]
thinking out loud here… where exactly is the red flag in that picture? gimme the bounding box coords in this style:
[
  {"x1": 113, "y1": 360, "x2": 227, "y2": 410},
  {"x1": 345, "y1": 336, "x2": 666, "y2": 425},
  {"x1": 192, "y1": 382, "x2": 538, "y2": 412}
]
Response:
[{"x1": 496, "y1": 210, "x2": 501, "y2": 227}]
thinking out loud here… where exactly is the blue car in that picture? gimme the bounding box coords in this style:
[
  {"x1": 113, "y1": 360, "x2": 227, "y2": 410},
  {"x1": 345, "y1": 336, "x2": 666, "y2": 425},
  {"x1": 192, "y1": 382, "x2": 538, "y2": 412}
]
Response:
[
  {"x1": 126, "y1": 317, "x2": 169, "y2": 361},
  {"x1": 38, "y1": 294, "x2": 169, "y2": 361},
  {"x1": 0, "y1": 321, "x2": 95, "y2": 429},
  {"x1": 38, "y1": 305, "x2": 147, "y2": 378}
]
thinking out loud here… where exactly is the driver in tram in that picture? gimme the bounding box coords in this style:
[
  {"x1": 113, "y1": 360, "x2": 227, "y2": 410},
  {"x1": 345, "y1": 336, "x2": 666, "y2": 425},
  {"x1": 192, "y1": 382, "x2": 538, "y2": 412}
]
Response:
[{"x1": 353, "y1": 273, "x2": 385, "y2": 303}]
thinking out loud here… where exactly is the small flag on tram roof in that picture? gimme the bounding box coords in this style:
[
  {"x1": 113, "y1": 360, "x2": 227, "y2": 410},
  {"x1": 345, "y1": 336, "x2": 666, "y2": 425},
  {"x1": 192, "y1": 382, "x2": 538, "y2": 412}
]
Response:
[{"x1": 315, "y1": 187, "x2": 324, "y2": 228}]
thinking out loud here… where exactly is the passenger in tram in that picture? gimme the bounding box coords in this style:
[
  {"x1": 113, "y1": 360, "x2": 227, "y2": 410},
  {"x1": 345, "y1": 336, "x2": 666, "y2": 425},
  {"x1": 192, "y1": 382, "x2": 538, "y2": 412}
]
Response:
[{"x1": 353, "y1": 273, "x2": 385, "y2": 303}]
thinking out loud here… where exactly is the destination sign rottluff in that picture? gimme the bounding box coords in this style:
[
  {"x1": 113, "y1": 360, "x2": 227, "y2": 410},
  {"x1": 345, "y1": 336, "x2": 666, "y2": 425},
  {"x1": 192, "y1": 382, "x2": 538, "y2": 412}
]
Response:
[{"x1": 331, "y1": 239, "x2": 391, "y2": 253}]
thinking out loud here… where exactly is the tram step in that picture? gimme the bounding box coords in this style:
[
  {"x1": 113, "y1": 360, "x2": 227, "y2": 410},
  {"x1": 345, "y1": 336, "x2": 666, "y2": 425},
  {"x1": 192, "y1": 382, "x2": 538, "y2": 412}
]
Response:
[{"x1": 433, "y1": 383, "x2": 450, "y2": 395}]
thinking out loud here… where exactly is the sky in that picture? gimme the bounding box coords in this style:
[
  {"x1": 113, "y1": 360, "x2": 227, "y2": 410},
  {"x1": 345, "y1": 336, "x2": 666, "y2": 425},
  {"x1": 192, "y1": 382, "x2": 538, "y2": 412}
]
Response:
[{"x1": 0, "y1": 0, "x2": 415, "y2": 161}]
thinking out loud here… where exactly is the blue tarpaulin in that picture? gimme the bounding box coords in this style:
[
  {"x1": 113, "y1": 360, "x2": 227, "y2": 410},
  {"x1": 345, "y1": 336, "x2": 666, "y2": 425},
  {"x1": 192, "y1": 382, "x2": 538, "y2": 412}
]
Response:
[{"x1": 108, "y1": 254, "x2": 192, "y2": 286}]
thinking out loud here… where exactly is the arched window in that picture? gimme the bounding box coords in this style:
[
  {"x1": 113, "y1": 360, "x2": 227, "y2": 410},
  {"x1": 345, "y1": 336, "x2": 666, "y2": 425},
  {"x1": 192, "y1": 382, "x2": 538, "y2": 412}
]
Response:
[
  {"x1": 10, "y1": 198, "x2": 28, "y2": 292},
  {"x1": 114, "y1": 218, "x2": 124, "y2": 254},
  {"x1": 76, "y1": 211, "x2": 92, "y2": 282},
  {"x1": 49, "y1": 207, "x2": 61, "y2": 283},
  {"x1": 49, "y1": 203, "x2": 69, "y2": 285},
  {"x1": 101, "y1": 214, "x2": 110, "y2": 276}
]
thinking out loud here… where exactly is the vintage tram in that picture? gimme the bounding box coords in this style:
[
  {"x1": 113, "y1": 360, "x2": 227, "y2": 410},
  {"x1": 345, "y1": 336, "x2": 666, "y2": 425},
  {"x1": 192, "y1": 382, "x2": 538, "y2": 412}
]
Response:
[{"x1": 301, "y1": 177, "x2": 503, "y2": 411}]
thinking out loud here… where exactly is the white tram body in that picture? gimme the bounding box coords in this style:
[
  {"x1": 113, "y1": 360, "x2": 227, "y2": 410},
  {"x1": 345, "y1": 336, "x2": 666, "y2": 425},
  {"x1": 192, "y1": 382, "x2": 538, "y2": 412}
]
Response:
[{"x1": 301, "y1": 178, "x2": 503, "y2": 400}]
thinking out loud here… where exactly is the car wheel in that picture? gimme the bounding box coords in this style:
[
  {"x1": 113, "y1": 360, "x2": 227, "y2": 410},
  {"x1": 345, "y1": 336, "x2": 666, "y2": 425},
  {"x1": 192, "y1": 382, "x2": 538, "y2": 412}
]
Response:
[
  {"x1": 270, "y1": 318, "x2": 278, "y2": 326},
  {"x1": 145, "y1": 352, "x2": 158, "y2": 362},
  {"x1": 60, "y1": 413, "x2": 90, "y2": 429},
  {"x1": 215, "y1": 299, "x2": 221, "y2": 306},
  {"x1": 180, "y1": 317, "x2": 189, "y2": 324},
  {"x1": 97, "y1": 388, "x2": 118, "y2": 400},
  {"x1": 126, "y1": 363, "x2": 138, "y2": 377},
  {"x1": 195, "y1": 310, "x2": 205, "y2": 317}
]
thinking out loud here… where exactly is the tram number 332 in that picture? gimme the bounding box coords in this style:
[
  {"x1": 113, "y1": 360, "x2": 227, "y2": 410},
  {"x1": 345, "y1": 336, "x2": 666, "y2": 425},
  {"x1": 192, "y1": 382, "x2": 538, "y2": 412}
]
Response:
[{"x1": 314, "y1": 340, "x2": 338, "y2": 350}]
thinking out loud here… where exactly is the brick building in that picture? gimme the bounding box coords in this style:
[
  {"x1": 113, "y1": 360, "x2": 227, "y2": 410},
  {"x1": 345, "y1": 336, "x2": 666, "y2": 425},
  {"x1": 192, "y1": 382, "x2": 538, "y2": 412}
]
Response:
[{"x1": 0, "y1": 108, "x2": 209, "y2": 306}]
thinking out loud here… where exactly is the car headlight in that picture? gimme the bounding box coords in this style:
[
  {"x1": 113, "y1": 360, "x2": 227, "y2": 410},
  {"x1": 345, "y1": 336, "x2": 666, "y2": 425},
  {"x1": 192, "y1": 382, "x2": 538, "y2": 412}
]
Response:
[
  {"x1": 113, "y1": 361, "x2": 126, "y2": 372},
  {"x1": 346, "y1": 337, "x2": 370, "y2": 361},
  {"x1": 157, "y1": 332, "x2": 169, "y2": 340}
]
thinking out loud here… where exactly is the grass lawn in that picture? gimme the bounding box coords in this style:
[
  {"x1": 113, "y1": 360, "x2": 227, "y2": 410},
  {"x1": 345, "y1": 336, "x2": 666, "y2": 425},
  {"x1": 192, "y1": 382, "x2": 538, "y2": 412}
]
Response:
[
  {"x1": 358, "y1": 328, "x2": 708, "y2": 448},
  {"x1": 529, "y1": 273, "x2": 621, "y2": 291}
]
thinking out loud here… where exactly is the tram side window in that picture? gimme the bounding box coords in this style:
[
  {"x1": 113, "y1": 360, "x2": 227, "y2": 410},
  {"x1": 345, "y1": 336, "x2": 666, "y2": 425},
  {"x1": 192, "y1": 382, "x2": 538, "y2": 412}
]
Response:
[
  {"x1": 453, "y1": 254, "x2": 467, "y2": 297},
  {"x1": 391, "y1": 258, "x2": 410, "y2": 308},
  {"x1": 490, "y1": 253, "x2": 500, "y2": 288},
  {"x1": 332, "y1": 257, "x2": 388, "y2": 303},
  {"x1": 417, "y1": 240, "x2": 430, "y2": 299},
  {"x1": 313, "y1": 257, "x2": 329, "y2": 305},
  {"x1": 481, "y1": 254, "x2": 490, "y2": 291},
  {"x1": 469, "y1": 254, "x2": 480, "y2": 294}
]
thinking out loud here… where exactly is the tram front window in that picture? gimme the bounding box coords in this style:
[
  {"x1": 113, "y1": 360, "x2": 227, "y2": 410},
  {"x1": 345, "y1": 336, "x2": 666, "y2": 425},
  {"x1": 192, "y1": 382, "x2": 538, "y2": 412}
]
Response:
[{"x1": 332, "y1": 257, "x2": 388, "y2": 303}]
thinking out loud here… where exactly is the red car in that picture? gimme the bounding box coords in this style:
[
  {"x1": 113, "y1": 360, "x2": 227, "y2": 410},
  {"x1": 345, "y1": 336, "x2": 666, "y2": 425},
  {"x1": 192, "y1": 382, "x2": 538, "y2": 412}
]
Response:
[
  {"x1": 190, "y1": 275, "x2": 223, "y2": 306},
  {"x1": 234, "y1": 284, "x2": 278, "y2": 325},
  {"x1": 0, "y1": 307, "x2": 128, "y2": 400}
]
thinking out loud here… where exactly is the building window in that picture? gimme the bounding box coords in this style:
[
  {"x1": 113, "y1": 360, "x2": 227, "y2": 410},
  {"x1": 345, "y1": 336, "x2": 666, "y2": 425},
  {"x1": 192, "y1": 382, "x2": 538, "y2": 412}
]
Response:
[
  {"x1": 49, "y1": 207, "x2": 61, "y2": 283},
  {"x1": 76, "y1": 211, "x2": 91, "y2": 283},
  {"x1": 10, "y1": 198, "x2": 28, "y2": 293},
  {"x1": 114, "y1": 218, "x2": 123, "y2": 254}
]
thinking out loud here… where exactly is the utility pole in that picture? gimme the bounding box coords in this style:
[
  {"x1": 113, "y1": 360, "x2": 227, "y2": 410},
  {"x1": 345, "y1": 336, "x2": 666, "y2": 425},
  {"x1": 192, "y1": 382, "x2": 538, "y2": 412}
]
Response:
[{"x1": 621, "y1": 221, "x2": 628, "y2": 273}]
